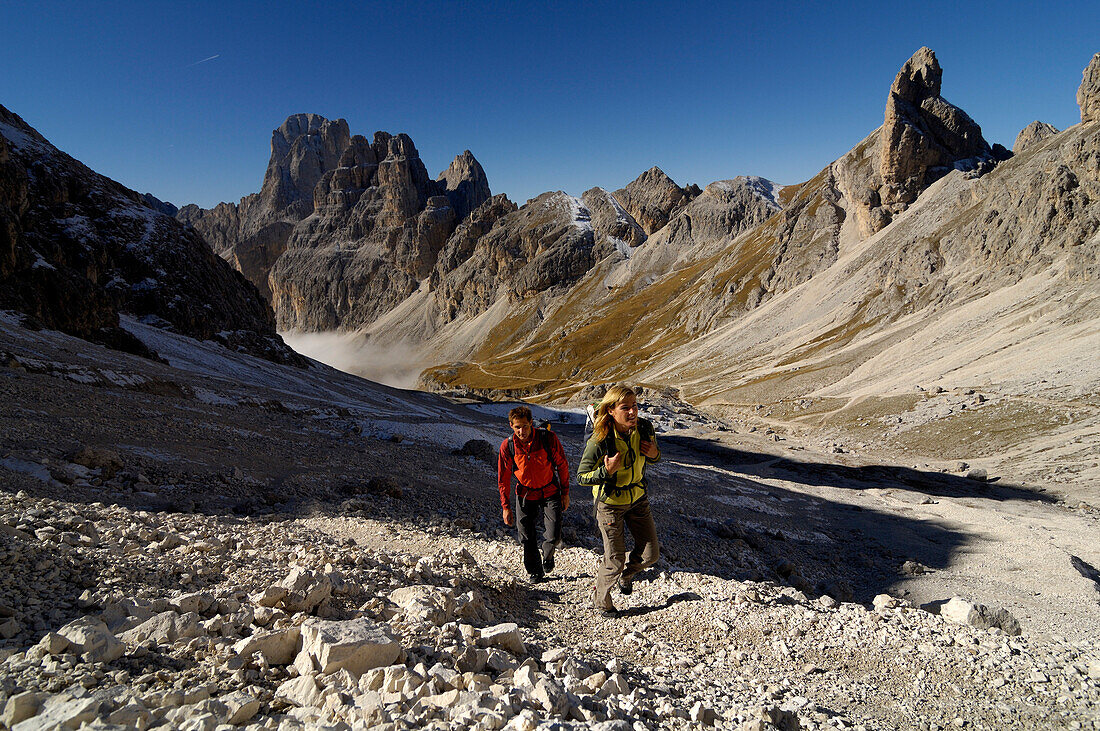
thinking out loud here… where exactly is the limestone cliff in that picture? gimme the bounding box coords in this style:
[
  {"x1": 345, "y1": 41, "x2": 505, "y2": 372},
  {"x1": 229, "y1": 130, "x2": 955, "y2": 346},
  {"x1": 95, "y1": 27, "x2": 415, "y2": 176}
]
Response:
[{"x1": 180, "y1": 117, "x2": 492, "y2": 330}]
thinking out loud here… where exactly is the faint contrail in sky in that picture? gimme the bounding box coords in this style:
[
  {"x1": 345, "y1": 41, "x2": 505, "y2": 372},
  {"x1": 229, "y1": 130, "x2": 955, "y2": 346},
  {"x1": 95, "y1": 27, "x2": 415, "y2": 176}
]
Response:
[{"x1": 186, "y1": 54, "x2": 220, "y2": 68}]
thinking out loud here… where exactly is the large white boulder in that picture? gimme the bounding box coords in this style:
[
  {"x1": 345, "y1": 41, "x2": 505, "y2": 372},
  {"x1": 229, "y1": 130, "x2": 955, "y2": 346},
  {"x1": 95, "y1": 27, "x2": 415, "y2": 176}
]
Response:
[
  {"x1": 56, "y1": 616, "x2": 124, "y2": 663},
  {"x1": 118, "y1": 610, "x2": 202, "y2": 645},
  {"x1": 298, "y1": 617, "x2": 401, "y2": 676},
  {"x1": 388, "y1": 585, "x2": 456, "y2": 625},
  {"x1": 478, "y1": 623, "x2": 525, "y2": 655}
]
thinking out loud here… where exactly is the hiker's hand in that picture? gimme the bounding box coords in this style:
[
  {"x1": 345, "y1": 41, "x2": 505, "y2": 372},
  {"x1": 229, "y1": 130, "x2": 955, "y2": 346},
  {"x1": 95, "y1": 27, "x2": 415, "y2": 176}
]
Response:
[
  {"x1": 604, "y1": 451, "x2": 623, "y2": 473},
  {"x1": 562, "y1": 493, "x2": 570, "y2": 511},
  {"x1": 640, "y1": 440, "x2": 658, "y2": 459},
  {"x1": 502, "y1": 507, "x2": 514, "y2": 526}
]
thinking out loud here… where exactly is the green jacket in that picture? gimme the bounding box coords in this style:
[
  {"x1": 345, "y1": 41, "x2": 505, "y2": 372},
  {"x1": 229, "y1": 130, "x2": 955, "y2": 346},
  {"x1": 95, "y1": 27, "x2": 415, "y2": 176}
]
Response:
[{"x1": 577, "y1": 417, "x2": 660, "y2": 506}]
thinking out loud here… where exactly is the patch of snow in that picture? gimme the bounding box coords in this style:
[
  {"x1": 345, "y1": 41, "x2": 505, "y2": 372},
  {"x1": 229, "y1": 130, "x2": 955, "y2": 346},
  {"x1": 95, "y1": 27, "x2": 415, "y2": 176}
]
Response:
[
  {"x1": 100, "y1": 370, "x2": 149, "y2": 388},
  {"x1": 0, "y1": 120, "x2": 46, "y2": 154},
  {"x1": 600, "y1": 189, "x2": 634, "y2": 225},
  {"x1": 0, "y1": 458, "x2": 53, "y2": 484},
  {"x1": 56, "y1": 215, "x2": 94, "y2": 243},
  {"x1": 467, "y1": 402, "x2": 585, "y2": 425},
  {"x1": 31, "y1": 252, "x2": 55, "y2": 270},
  {"x1": 611, "y1": 237, "x2": 632, "y2": 259},
  {"x1": 192, "y1": 388, "x2": 237, "y2": 406},
  {"x1": 361, "y1": 419, "x2": 498, "y2": 450},
  {"x1": 565, "y1": 194, "x2": 593, "y2": 233},
  {"x1": 739, "y1": 176, "x2": 784, "y2": 209}
]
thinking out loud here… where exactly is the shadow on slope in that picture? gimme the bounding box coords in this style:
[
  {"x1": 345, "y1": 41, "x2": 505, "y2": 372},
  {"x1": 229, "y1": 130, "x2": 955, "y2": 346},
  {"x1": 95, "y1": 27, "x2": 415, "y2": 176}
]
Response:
[{"x1": 0, "y1": 318, "x2": 1061, "y2": 616}]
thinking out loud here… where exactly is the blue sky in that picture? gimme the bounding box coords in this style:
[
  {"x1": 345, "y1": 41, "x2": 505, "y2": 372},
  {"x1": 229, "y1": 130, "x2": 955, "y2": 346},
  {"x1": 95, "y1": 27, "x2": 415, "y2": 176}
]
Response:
[{"x1": 2, "y1": 1, "x2": 1097, "y2": 209}]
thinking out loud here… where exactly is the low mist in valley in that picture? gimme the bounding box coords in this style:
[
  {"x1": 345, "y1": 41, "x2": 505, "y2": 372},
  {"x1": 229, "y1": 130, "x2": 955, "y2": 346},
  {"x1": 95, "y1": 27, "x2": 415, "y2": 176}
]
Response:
[{"x1": 281, "y1": 331, "x2": 426, "y2": 390}]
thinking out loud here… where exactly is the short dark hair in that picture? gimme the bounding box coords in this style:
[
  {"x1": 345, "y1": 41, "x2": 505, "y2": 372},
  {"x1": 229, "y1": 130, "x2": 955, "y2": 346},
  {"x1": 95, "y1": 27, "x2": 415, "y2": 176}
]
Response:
[{"x1": 508, "y1": 405, "x2": 533, "y2": 423}]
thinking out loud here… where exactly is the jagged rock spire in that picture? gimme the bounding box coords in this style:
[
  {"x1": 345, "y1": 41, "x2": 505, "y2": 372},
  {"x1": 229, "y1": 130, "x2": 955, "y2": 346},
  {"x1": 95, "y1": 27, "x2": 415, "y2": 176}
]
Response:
[
  {"x1": 1078, "y1": 52, "x2": 1100, "y2": 123},
  {"x1": 878, "y1": 47, "x2": 993, "y2": 217}
]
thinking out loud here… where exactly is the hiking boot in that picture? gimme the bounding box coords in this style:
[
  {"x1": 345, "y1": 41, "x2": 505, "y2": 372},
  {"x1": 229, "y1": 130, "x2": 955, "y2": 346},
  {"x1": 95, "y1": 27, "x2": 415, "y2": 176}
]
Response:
[
  {"x1": 542, "y1": 555, "x2": 555, "y2": 574},
  {"x1": 618, "y1": 577, "x2": 633, "y2": 595},
  {"x1": 527, "y1": 573, "x2": 545, "y2": 584},
  {"x1": 598, "y1": 607, "x2": 619, "y2": 619}
]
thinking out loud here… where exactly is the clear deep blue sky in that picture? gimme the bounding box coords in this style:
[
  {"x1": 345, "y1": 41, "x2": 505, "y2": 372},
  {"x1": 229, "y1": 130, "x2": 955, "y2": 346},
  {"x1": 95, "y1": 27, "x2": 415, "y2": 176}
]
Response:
[{"x1": 3, "y1": 1, "x2": 1097, "y2": 209}]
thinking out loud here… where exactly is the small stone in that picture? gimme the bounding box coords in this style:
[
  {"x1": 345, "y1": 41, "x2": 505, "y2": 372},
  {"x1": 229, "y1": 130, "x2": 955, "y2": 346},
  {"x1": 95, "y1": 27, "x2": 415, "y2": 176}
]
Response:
[
  {"x1": 37, "y1": 632, "x2": 71, "y2": 656},
  {"x1": 0, "y1": 617, "x2": 22, "y2": 639},
  {"x1": 941, "y1": 597, "x2": 1021, "y2": 635},
  {"x1": 232, "y1": 626, "x2": 301, "y2": 666},
  {"x1": 388, "y1": 585, "x2": 457, "y2": 625},
  {"x1": 690, "y1": 701, "x2": 716, "y2": 725},
  {"x1": 275, "y1": 675, "x2": 323, "y2": 708},
  {"x1": 2, "y1": 691, "x2": 45, "y2": 727},
  {"x1": 899, "y1": 560, "x2": 926, "y2": 576},
  {"x1": 599, "y1": 672, "x2": 630, "y2": 698},
  {"x1": 277, "y1": 568, "x2": 333, "y2": 613},
  {"x1": 119, "y1": 610, "x2": 202, "y2": 645},
  {"x1": 219, "y1": 691, "x2": 261, "y2": 725},
  {"x1": 873, "y1": 594, "x2": 899, "y2": 612},
  {"x1": 250, "y1": 585, "x2": 289, "y2": 608},
  {"x1": 541, "y1": 647, "x2": 569, "y2": 664},
  {"x1": 479, "y1": 622, "x2": 525, "y2": 654},
  {"x1": 174, "y1": 591, "x2": 215, "y2": 615}
]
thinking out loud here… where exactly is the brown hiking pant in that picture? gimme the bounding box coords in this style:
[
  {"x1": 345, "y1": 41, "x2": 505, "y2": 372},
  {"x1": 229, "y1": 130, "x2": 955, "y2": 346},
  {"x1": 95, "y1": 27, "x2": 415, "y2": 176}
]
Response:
[{"x1": 594, "y1": 496, "x2": 660, "y2": 610}]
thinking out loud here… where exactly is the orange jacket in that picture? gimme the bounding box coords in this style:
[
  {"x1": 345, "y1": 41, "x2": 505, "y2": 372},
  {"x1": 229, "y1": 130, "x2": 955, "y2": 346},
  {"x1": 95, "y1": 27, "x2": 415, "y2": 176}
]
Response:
[{"x1": 497, "y1": 429, "x2": 569, "y2": 508}]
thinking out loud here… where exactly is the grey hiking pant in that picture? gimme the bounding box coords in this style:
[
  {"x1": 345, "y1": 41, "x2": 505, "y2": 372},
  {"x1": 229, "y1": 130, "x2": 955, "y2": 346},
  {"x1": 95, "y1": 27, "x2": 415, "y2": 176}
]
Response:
[
  {"x1": 594, "y1": 495, "x2": 659, "y2": 610},
  {"x1": 515, "y1": 491, "x2": 563, "y2": 578}
]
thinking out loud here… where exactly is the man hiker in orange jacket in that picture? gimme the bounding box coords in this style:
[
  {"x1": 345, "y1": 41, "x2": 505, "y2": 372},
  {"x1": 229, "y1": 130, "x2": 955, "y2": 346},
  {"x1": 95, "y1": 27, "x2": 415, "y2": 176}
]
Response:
[{"x1": 497, "y1": 405, "x2": 570, "y2": 583}]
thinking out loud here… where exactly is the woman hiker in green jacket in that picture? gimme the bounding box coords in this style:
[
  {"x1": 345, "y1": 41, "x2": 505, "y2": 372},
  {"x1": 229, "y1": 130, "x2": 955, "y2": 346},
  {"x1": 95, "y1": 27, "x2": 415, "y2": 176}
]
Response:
[{"x1": 577, "y1": 384, "x2": 660, "y2": 618}]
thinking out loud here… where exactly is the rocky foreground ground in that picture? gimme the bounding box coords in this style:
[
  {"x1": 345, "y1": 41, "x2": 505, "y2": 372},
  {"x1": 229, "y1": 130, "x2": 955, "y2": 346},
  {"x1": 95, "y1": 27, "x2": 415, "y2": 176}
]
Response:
[
  {"x1": 2, "y1": 318, "x2": 1100, "y2": 729},
  {"x1": 1, "y1": 479, "x2": 1099, "y2": 731}
]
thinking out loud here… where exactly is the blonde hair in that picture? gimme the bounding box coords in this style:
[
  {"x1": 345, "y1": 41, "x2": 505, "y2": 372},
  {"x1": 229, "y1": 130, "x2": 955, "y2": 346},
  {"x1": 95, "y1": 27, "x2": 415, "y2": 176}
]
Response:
[{"x1": 591, "y1": 384, "x2": 636, "y2": 444}]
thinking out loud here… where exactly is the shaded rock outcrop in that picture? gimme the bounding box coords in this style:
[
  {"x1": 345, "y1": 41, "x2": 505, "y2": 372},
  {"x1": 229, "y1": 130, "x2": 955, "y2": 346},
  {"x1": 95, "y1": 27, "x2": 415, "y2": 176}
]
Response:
[
  {"x1": 0, "y1": 104, "x2": 301, "y2": 365},
  {"x1": 612, "y1": 167, "x2": 700, "y2": 234},
  {"x1": 140, "y1": 193, "x2": 178, "y2": 217},
  {"x1": 1080, "y1": 52, "x2": 1100, "y2": 124},
  {"x1": 581, "y1": 187, "x2": 647, "y2": 248},
  {"x1": 1013, "y1": 121, "x2": 1060, "y2": 154}
]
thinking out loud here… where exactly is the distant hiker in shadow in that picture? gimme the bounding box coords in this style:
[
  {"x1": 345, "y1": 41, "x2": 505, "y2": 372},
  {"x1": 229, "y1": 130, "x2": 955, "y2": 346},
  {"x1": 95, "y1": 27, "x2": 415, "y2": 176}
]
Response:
[
  {"x1": 497, "y1": 406, "x2": 570, "y2": 583},
  {"x1": 578, "y1": 384, "x2": 660, "y2": 618}
]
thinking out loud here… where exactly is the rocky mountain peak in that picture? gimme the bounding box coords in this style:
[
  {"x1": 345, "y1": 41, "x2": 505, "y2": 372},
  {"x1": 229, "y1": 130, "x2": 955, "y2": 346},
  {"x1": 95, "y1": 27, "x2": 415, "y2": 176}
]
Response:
[
  {"x1": 1013, "y1": 121, "x2": 1060, "y2": 153},
  {"x1": 878, "y1": 47, "x2": 997, "y2": 223},
  {"x1": 262, "y1": 114, "x2": 351, "y2": 216},
  {"x1": 613, "y1": 166, "x2": 696, "y2": 234},
  {"x1": 1079, "y1": 52, "x2": 1100, "y2": 123},
  {"x1": 889, "y1": 46, "x2": 942, "y2": 102},
  {"x1": 437, "y1": 150, "x2": 491, "y2": 220}
]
